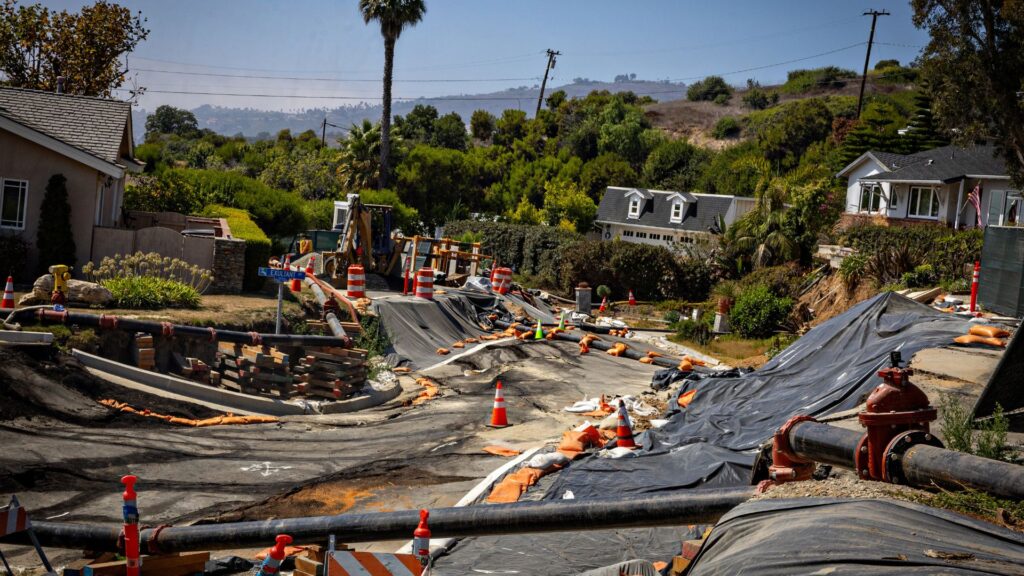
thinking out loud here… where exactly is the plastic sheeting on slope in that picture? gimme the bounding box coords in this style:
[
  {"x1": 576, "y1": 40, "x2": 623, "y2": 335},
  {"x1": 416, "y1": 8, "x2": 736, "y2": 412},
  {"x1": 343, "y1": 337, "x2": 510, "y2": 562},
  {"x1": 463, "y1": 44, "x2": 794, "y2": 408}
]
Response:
[
  {"x1": 539, "y1": 293, "x2": 970, "y2": 501},
  {"x1": 375, "y1": 293, "x2": 493, "y2": 369},
  {"x1": 688, "y1": 498, "x2": 1024, "y2": 575},
  {"x1": 431, "y1": 525, "x2": 706, "y2": 576}
]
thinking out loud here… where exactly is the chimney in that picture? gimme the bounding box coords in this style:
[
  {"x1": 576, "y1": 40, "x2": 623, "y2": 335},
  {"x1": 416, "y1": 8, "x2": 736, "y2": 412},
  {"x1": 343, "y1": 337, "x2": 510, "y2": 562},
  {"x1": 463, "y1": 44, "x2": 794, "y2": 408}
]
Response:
[{"x1": 56, "y1": 76, "x2": 65, "y2": 94}]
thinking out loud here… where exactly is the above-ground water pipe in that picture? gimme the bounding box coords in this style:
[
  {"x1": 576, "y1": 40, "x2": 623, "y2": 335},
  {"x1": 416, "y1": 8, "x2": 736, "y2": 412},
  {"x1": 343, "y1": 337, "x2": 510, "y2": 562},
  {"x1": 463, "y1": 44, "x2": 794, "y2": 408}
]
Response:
[
  {"x1": 2, "y1": 487, "x2": 754, "y2": 553},
  {"x1": 304, "y1": 277, "x2": 348, "y2": 340},
  {"x1": 788, "y1": 420, "x2": 1024, "y2": 501},
  {"x1": 9, "y1": 308, "x2": 352, "y2": 348}
]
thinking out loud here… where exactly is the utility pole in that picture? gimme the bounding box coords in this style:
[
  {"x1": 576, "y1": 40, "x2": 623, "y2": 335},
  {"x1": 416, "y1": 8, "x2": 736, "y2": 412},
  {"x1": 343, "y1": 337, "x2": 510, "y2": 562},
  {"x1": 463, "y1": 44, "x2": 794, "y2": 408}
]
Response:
[
  {"x1": 536, "y1": 49, "x2": 560, "y2": 117},
  {"x1": 321, "y1": 118, "x2": 327, "y2": 147},
  {"x1": 857, "y1": 9, "x2": 889, "y2": 119}
]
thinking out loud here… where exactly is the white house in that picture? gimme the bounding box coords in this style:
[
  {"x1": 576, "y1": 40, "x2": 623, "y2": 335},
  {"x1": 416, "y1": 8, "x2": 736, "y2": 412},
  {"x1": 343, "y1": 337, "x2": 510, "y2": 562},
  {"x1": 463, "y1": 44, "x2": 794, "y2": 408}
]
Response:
[
  {"x1": 595, "y1": 186, "x2": 754, "y2": 248},
  {"x1": 837, "y1": 144, "x2": 1021, "y2": 228}
]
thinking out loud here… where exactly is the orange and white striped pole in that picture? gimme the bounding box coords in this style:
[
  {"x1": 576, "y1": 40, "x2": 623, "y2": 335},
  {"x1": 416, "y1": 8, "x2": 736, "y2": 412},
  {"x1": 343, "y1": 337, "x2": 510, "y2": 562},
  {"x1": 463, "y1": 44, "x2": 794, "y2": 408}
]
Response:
[{"x1": 969, "y1": 261, "x2": 980, "y2": 314}]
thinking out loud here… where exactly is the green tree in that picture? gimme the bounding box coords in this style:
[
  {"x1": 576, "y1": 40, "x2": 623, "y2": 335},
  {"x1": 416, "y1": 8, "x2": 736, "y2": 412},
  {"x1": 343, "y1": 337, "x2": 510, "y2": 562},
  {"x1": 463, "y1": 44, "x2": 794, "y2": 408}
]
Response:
[
  {"x1": 580, "y1": 153, "x2": 637, "y2": 201},
  {"x1": 337, "y1": 120, "x2": 401, "y2": 192},
  {"x1": 144, "y1": 105, "x2": 198, "y2": 140},
  {"x1": 0, "y1": 0, "x2": 149, "y2": 96},
  {"x1": 755, "y1": 98, "x2": 832, "y2": 168},
  {"x1": 493, "y1": 109, "x2": 528, "y2": 147},
  {"x1": 642, "y1": 138, "x2": 709, "y2": 191},
  {"x1": 545, "y1": 89, "x2": 567, "y2": 110},
  {"x1": 393, "y1": 103, "x2": 437, "y2": 143},
  {"x1": 510, "y1": 196, "x2": 543, "y2": 225},
  {"x1": 686, "y1": 75, "x2": 732, "y2": 102},
  {"x1": 395, "y1": 144, "x2": 475, "y2": 227},
  {"x1": 711, "y1": 116, "x2": 741, "y2": 139},
  {"x1": 358, "y1": 0, "x2": 426, "y2": 188},
  {"x1": 913, "y1": 0, "x2": 1024, "y2": 186},
  {"x1": 542, "y1": 181, "x2": 597, "y2": 232},
  {"x1": 839, "y1": 101, "x2": 906, "y2": 165},
  {"x1": 901, "y1": 89, "x2": 949, "y2": 153},
  {"x1": 741, "y1": 79, "x2": 779, "y2": 110},
  {"x1": 470, "y1": 109, "x2": 496, "y2": 142},
  {"x1": 597, "y1": 98, "x2": 659, "y2": 166},
  {"x1": 431, "y1": 112, "x2": 467, "y2": 151},
  {"x1": 36, "y1": 174, "x2": 76, "y2": 274},
  {"x1": 699, "y1": 140, "x2": 764, "y2": 196},
  {"x1": 726, "y1": 158, "x2": 797, "y2": 269}
]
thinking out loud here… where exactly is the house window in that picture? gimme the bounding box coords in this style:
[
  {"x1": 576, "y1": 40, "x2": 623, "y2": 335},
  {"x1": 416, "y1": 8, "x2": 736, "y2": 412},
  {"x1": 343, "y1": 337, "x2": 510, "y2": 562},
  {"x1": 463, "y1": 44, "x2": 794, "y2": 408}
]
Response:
[
  {"x1": 670, "y1": 201, "x2": 683, "y2": 223},
  {"x1": 1, "y1": 179, "x2": 28, "y2": 229},
  {"x1": 651, "y1": 234, "x2": 660, "y2": 240},
  {"x1": 628, "y1": 197, "x2": 640, "y2": 218},
  {"x1": 623, "y1": 230, "x2": 633, "y2": 237},
  {"x1": 859, "y1": 184, "x2": 882, "y2": 213},
  {"x1": 908, "y1": 186, "x2": 939, "y2": 219}
]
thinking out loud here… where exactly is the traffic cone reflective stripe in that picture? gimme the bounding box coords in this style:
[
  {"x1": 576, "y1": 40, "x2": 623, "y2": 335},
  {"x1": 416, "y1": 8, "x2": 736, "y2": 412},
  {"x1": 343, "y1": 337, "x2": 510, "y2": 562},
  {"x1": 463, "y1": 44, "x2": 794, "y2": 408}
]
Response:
[
  {"x1": 256, "y1": 534, "x2": 293, "y2": 576},
  {"x1": 969, "y1": 261, "x2": 980, "y2": 313},
  {"x1": 1, "y1": 276, "x2": 14, "y2": 310},
  {"x1": 628, "y1": 289, "x2": 636, "y2": 306},
  {"x1": 488, "y1": 380, "x2": 510, "y2": 427},
  {"x1": 598, "y1": 296, "x2": 607, "y2": 312},
  {"x1": 615, "y1": 400, "x2": 636, "y2": 449},
  {"x1": 412, "y1": 509, "x2": 431, "y2": 565}
]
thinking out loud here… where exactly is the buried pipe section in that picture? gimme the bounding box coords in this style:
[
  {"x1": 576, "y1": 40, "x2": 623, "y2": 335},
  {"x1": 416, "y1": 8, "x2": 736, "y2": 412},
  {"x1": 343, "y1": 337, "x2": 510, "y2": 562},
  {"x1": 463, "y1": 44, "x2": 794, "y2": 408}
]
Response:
[{"x1": 6, "y1": 487, "x2": 755, "y2": 553}]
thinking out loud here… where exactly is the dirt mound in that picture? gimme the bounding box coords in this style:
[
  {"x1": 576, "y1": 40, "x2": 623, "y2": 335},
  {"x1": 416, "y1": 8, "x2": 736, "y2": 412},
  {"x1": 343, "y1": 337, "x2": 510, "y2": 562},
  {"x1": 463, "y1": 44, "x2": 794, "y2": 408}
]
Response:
[
  {"x1": 0, "y1": 348, "x2": 221, "y2": 425},
  {"x1": 797, "y1": 271, "x2": 879, "y2": 329}
]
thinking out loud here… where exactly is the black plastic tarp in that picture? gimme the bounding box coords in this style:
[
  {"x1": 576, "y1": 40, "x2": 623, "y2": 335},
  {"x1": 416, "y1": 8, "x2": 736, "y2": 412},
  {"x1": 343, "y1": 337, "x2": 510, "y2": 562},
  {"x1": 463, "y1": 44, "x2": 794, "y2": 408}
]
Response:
[
  {"x1": 541, "y1": 293, "x2": 970, "y2": 500},
  {"x1": 431, "y1": 525, "x2": 706, "y2": 575},
  {"x1": 688, "y1": 498, "x2": 1024, "y2": 575},
  {"x1": 375, "y1": 293, "x2": 493, "y2": 369}
]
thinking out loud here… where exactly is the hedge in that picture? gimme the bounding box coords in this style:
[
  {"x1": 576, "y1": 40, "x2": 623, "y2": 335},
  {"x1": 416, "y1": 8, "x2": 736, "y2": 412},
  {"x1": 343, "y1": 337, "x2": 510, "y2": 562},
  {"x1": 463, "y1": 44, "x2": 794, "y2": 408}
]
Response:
[
  {"x1": 202, "y1": 205, "x2": 271, "y2": 291},
  {"x1": 444, "y1": 220, "x2": 581, "y2": 283},
  {"x1": 840, "y1": 224, "x2": 983, "y2": 285}
]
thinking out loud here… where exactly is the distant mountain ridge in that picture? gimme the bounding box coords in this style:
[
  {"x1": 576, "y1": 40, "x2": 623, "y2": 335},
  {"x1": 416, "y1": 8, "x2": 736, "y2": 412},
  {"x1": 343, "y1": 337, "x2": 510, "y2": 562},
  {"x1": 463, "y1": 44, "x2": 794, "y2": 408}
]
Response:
[{"x1": 131, "y1": 79, "x2": 686, "y2": 142}]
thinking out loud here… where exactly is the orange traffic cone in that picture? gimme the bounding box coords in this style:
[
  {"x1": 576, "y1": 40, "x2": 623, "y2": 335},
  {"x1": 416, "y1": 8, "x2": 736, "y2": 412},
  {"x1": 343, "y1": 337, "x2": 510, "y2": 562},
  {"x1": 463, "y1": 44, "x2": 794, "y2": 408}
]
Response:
[
  {"x1": 615, "y1": 400, "x2": 636, "y2": 449},
  {"x1": 598, "y1": 296, "x2": 607, "y2": 312},
  {"x1": 487, "y1": 380, "x2": 510, "y2": 428},
  {"x1": 1, "y1": 275, "x2": 13, "y2": 310},
  {"x1": 628, "y1": 289, "x2": 636, "y2": 306}
]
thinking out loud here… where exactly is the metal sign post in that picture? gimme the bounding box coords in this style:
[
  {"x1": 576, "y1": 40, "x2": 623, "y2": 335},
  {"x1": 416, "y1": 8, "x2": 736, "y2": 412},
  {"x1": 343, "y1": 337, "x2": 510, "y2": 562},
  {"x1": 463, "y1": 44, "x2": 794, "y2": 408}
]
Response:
[{"x1": 258, "y1": 268, "x2": 306, "y2": 335}]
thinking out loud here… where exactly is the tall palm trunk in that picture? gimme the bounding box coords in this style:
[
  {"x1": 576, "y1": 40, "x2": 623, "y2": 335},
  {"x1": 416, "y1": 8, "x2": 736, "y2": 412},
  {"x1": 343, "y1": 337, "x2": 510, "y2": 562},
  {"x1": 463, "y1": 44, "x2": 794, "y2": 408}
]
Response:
[{"x1": 378, "y1": 35, "x2": 395, "y2": 189}]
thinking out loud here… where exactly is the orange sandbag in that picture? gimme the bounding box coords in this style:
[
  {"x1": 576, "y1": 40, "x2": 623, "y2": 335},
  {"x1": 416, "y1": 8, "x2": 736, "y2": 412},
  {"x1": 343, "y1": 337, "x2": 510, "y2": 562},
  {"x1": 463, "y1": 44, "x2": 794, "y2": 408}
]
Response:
[
  {"x1": 393, "y1": 366, "x2": 412, "y2": 373},
  {"x1": 954, "y1": 334, "x2": 1006, "y2": 347},
  {"x1": 607, "y1": 342, "x2": 629, "y2": 357},
  {"x1": 683, "y1": 355, "x2": 706, "y2": 367},
  {"x1": 678, "y1": 360, "x2": 693, "y2": 372},
  {"x1": 579, "y1": 341, "x2": 590, "y2": 354},
  {"x1": 482, "y1": 446, "x2": 522, "y2": 457},
  {"x1": 969, "y1": 325, "x2": 1010, "y2": 338},
  {"x1": 646, "y1": 350, "x2": 663, "y2": 358},
  {"x1": 480, "y1": 334, "x2": 498, "y2": 341},
  {"x1": 436, "y1": 348, "x2": 450, "y2": 355},
  {"x1": 464, "y1": 337, "x2": 479, "y2": 343},
  {"x1": 486, "y1": 467, "x2": 545, "y2": 503},
  {"x1": 639, "y1": 357, "x2": 654, "y2": 364},
  {"x1": 677, "y1": 389, "x2": 697, "y2": 408},
  {"x1": 452, "y1": 341, "x2": 465, "y2": 349}
]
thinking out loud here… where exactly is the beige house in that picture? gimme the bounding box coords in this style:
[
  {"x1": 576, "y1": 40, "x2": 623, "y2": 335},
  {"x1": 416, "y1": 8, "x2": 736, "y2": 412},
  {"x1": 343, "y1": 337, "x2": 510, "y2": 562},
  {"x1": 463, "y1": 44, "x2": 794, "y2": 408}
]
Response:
[{"x1": 0, "y1": 86, "x2": 142, "y2": 275}]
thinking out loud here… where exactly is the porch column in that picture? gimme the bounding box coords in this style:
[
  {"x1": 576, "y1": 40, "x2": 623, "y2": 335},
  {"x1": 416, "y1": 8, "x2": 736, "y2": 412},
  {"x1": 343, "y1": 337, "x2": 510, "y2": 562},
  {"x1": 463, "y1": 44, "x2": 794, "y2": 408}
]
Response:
[{"x1": 954, "y1": 179, "x2": 965, "y2": 229}]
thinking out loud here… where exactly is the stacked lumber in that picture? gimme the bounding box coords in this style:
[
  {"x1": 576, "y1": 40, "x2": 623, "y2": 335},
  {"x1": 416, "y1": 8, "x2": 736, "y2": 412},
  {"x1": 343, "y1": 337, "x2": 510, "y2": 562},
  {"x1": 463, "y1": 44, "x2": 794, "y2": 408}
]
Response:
[
  {"x1": 68, "y1": 551, "x2": 209, "y2": 576},
  {"x1": 132, "y1": 333, "x2": 155, "y2": 370},
  {"x1": 171, "y1": 352, "x2": 210, "y2": 384},
  {"x1": 212, "y1": 342, "x2": 297, "y2": 398},
  {"x1": 293, "y1": 346, "x2": 368, "y2": 400}
]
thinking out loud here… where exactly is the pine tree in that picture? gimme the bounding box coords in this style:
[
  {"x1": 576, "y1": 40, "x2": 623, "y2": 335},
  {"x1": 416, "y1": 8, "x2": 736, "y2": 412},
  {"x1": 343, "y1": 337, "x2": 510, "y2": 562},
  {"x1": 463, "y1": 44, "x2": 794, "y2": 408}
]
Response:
[
  {"x1": 36, "y1": 174, "x2": 76, "y2": 275},
  {"x1": 901, "y1": 91, "x2": 949, "y2": 153}
]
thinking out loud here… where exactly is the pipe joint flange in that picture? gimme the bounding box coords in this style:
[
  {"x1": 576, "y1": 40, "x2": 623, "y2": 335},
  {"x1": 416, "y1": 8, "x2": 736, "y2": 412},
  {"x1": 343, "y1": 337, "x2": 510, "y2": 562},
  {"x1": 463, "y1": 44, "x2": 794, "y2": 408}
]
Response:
[
  {"x1": 883, "y1": 429, "x2": 943, "y2": 485},
  {"x1": 775, "y1": 415, "x2": 817, "y2": 463},
  {"x1": 768, "y1": 415, "x2": 817, "y2": 484}
]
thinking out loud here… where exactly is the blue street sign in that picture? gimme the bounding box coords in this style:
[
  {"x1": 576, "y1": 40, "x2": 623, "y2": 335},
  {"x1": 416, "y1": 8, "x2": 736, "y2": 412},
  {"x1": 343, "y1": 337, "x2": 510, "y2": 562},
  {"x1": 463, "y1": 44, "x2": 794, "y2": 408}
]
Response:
[{"x1": 258, "y1": 267, "x2": 306, "y2": 281}]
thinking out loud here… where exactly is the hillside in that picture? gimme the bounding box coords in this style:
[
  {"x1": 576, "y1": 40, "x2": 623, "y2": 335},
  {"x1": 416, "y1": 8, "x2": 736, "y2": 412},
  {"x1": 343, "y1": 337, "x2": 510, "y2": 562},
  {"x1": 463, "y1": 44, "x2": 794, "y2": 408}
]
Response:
[
  {"x1": 645, "y1": 74, "x2": 918, "y2": 150},
  {"x1": 131, "y1": 79, "x2": 686, "y2": 142}
]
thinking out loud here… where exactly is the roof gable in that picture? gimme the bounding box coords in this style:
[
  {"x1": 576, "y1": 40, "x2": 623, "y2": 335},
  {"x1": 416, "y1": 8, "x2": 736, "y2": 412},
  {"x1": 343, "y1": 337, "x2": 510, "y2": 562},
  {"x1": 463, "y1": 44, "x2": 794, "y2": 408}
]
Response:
[
  {"x1": 865, "y1": 144, "x2": 1009, "y2": 183},
  {"x1": 0, "y1": 86, "x2": 134, "y2": 167},
  {"x1": 597, "y1": 187, "x2": 734, "y2": 233}
]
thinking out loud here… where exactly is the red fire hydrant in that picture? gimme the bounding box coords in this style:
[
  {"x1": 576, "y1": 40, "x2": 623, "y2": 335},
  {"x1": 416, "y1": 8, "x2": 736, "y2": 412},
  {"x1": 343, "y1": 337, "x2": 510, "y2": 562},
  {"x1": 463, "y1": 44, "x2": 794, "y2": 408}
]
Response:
[{"x1": 855, "y1": 351, "x2": 938, "y2": 482}]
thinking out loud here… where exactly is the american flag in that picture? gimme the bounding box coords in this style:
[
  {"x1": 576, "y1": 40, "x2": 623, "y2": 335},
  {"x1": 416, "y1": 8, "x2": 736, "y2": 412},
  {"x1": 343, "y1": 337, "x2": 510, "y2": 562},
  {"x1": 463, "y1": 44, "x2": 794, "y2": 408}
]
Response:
[{"x1": 967, "y1": 182, "x2": 983, "y2": 228}]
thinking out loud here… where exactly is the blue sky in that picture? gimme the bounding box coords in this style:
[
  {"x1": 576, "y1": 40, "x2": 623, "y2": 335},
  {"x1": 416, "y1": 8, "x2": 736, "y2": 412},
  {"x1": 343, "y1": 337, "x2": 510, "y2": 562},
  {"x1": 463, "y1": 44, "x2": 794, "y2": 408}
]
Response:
[{"x1": 42, "y1": 0, "x2": 931, "y2": 111}]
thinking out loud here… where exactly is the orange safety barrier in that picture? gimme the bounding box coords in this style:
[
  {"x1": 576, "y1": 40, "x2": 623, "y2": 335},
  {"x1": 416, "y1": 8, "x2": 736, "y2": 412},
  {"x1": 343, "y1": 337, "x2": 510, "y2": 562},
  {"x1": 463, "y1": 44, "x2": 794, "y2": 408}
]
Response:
[
  {"x1": 99, "y1": 399, "x2": 279, "y2": 427},
  {"x1": 969, "y1": 324, "x2": 1010, "y2": 338},
  {"x1": 345, "y1": 264, "x2": 366, "y2": 299},
  {"x1": 414, "y1": 267, "x2": 435, "y2": 300},
  {"x1": 954, "y1": 334, "x2": 1006, "y2": 347}
]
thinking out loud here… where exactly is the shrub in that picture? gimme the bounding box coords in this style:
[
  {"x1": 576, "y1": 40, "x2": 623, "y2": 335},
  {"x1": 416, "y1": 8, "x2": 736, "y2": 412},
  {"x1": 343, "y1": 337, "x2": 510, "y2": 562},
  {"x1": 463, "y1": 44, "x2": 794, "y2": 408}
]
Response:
[
  {"x1": 674, "y1": 318, "x2": 712, "y2": 346},
  {"x1": 687, "y1": 75, "x2": 732, "y2": 102},
  {"x1": 712, "y1": 116, "x2": 741, "y2": 139},
  {"x1": 102, "y1": 276, "x2": 201, "y2": 309},
  {"x1": 782, "y1": 66, "x2": 857, "y2": 93},
  {"x1": 940, "y1": 394, "x2": 1010, "y2": 461},
  {"x1": 200, "y1": 205, "x2": 271, "y2": 291},
  {"x1": 444, "y1": 220, "x2": 582, "y2": 284},
  {"x1": 730, "y1": 284, "x2": 793, "y2": 338},
  {"x1": 36, "y1": 174, "x2": 77, "y2": 275},
  {"x1": 738, "y1": 264, "x2": 803, "y2": 299},
  {"x1": 557, "y1": 240, "x2": 712, "y2": 301},
  {"x1": 82, "y1": 251, "x2": 213, "y2": 292},
  {"x1": 840, "y1": 225, "x2": 981, "y2": 287},
  {"x1": 0, "y1": 234, "x2": 29, "y2": 283}
]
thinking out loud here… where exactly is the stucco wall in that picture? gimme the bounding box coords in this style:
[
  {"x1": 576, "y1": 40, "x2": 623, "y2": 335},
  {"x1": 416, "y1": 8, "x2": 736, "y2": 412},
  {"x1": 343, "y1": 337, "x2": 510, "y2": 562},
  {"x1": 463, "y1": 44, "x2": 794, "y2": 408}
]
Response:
[{"x1": 0, "y1": 128, "x2": 102, "y2": 277}]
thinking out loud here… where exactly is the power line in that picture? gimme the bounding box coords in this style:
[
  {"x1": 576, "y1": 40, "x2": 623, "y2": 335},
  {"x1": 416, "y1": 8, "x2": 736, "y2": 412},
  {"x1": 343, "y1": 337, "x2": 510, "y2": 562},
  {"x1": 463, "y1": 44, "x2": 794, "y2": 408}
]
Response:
[
  {"x1": 131, "y1": 67, "x2": 541, "y2": 83},
  {"x1": 668, "y1": 41, "x2": 866, "y2": 81},
  {"x1": 113, "y1": 88, "x2": 536, "y2": 101}
]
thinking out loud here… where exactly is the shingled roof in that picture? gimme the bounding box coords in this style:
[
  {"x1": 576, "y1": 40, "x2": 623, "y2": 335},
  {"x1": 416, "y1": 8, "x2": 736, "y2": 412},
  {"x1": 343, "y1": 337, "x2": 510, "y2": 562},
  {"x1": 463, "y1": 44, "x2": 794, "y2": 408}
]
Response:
[
  {"x1": 596, "y1": 186, "x2": 734, "y2": 233},
  {"x1": 865, "y1": 144, "x2": 1009, "y2": 183},
  {"x1": 0, "y1": 86, "x2": 135, "y2": 168}
]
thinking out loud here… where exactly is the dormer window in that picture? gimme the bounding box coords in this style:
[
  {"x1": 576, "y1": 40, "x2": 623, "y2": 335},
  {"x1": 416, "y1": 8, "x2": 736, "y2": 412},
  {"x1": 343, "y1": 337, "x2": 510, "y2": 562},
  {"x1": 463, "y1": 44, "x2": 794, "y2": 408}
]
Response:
[
  {"x1": 670, "y1": 201, "x2": 683, "y2": 223},
  {"x1": 628, "y1": 198, "x2": 640, "y2": 218}
]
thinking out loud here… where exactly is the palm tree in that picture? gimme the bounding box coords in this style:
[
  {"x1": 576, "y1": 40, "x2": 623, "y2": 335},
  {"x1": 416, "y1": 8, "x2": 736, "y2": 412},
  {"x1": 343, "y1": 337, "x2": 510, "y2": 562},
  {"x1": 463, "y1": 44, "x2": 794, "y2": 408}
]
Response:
[
  {"x1": 359, "y1": 0, "x2": 426, "y2": 189},
  {"x1": 726, "y1": 157, "x2": 797, "y2": 269}
]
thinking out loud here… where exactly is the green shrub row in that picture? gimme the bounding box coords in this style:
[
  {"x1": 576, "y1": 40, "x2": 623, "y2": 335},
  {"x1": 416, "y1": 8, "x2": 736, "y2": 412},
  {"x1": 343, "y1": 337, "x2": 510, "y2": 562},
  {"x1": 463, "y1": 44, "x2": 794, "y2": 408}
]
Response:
[
  {"x1": 201, "y1": 205, "x2": 272, "y2": 291},
  {"x1": 840, "y1": 225, "x2": 983, "y2": 287},
  {"x1": 101, "y1": 276, "x2": 201, "y2": 309},
  {"x1": 556, "y1": 240, "x2": 713, "y2": 301},
  {"x1": 444, "y1": 220, "x2": 581, "y2": 281}
]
